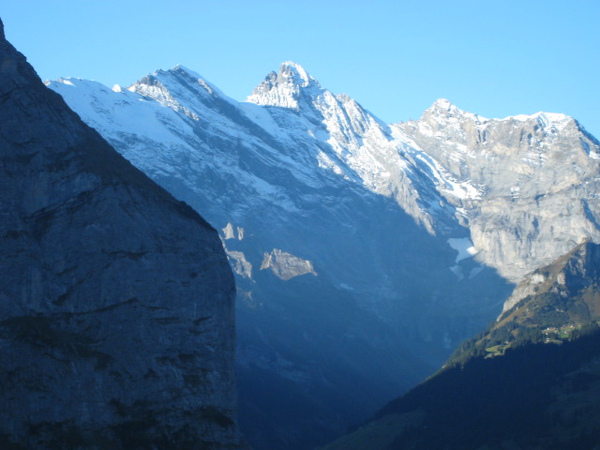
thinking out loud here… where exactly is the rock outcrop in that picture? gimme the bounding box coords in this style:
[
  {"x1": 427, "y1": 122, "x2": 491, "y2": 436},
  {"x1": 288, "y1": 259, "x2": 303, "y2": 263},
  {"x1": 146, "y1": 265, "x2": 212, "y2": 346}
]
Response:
[
  {"x1": 259, "y1": 249, "x2": 317, "y2": 280},
  {"x1": 0, "y1": 18, "x2": 240, "y2": 448},
  {"x1": 501, "y1": 240, "x2": 600, "y2": 317}
]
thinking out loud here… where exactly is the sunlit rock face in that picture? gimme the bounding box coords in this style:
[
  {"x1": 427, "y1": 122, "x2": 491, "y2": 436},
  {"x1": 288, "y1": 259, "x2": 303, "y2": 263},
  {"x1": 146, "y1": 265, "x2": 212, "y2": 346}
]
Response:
[
  {"x1": 260, "y1": 249, "x2": 317, "y2": 280},
  {"x1": 396, "y1": 102, "x2": 600, "y2": 282},
  {"x1": 0, "y1": 18, "x2": 241, "y2": 449}
]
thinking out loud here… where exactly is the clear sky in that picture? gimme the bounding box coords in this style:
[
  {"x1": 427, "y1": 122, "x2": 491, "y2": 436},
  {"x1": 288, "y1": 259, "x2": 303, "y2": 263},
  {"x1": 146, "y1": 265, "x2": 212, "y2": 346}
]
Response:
[{"x1": 2, "y1": 1, "x2": 599, "y2": 137}]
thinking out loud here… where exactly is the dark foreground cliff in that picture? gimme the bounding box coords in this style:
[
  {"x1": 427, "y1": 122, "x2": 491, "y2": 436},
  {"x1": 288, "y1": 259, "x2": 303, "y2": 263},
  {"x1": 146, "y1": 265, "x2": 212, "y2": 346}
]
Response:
[{"x1": 0, "y1": 18, "x2": 241, "y2": 448}]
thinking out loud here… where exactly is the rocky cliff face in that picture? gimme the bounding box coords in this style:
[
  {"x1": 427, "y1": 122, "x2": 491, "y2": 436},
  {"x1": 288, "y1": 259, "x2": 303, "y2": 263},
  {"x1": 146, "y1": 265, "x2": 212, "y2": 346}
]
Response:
[
  {"x1": 396, "y1": 102, "x2": 600, "y2": 281},
  {"x1": 0, "y1": 18, "x2": 240, "y2": 448}
]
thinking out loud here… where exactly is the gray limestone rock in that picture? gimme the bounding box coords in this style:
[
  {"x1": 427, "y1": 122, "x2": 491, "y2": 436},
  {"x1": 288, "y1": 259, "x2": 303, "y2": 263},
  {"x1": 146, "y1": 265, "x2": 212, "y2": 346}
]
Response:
[
  {"x1": 0, "y1": 18, "x2": 241, "y2": 449},
  {"x1": 397, "y1": 101, "x2": 600, "y2": 282},
  {"x1": 259, "y1": 249, "x2": 317, "y2": 281}
]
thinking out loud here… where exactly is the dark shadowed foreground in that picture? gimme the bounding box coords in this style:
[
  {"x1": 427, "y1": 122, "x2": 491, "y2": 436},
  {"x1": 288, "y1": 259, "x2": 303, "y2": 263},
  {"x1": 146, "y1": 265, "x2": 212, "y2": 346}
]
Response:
[{"x1": 0, "y1": 18, "x2": 242, "y2": 449}]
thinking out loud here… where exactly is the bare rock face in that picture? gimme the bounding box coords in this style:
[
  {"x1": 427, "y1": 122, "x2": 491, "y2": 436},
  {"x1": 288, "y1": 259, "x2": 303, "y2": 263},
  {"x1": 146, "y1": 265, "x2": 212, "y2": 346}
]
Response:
[
  {"x1": 0, "y1": 18, "x2": 240, "y2": 448},
  {"x1": 259, "y1": 249, "x2": 317, "y2": 281},
  {"x1": 397, "y1": 102, "x2": 600, "y2": 282}
]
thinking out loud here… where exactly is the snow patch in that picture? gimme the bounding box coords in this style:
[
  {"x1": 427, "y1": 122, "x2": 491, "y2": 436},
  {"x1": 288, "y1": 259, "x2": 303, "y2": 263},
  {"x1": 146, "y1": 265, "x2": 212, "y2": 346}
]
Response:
[
  {"x1": 530, "y1": 273, "x2": 546, "y2": 285},
  {"x1": 448, "y1": 238, "x2": 478, "y2": 262},
  {"x1": 226, "y1": 250, "x2": 253, "y2": 279},
  {"x1": 444, "y1": 178, "x2": 482, "y2": 200}
]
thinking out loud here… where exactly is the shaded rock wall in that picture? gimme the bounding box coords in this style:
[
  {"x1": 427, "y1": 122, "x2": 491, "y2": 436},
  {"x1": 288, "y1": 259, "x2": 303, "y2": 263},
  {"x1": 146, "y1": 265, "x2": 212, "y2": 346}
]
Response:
[{"x1": 0, "y1": 18, "x2": 241, "y2": 449}]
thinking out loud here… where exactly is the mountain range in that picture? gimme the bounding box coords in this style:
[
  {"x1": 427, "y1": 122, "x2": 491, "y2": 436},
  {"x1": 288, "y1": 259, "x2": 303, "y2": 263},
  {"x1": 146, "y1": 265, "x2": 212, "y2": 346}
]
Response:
[{"x1": 47, "y1": 60, "x2": 600, "y2": 449}]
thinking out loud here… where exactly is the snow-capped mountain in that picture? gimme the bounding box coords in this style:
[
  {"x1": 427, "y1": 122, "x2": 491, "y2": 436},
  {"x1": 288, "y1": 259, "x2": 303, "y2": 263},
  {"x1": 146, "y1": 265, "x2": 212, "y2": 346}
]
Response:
[{"x1": 47, "y1": 61, "x2": 600, "y2": 449}]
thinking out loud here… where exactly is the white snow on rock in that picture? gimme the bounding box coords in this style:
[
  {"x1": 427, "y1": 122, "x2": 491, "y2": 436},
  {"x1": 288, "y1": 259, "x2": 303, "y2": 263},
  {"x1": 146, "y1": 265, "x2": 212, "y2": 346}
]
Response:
[{"x1": 447, "y1": 237, "x2": 479, "y2": 263}]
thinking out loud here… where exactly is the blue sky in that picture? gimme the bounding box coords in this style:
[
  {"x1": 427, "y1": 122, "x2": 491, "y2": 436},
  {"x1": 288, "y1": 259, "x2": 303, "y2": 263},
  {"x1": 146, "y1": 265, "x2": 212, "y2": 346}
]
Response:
[{"x1": 3, "y1": 1, "x2": 599, "y2": 137}]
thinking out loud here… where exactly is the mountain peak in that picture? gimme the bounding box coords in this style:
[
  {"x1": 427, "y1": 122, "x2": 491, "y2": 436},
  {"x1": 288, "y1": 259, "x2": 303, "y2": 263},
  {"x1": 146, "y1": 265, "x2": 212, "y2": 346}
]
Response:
[
  {"x1": 427, "y1": 98, "x2": 463, "y2": 116},
  {"x1": 433, "y1": 98, "x2": 454, "y2": 108},
  {"x1": 166, "y1": 64, "x2": 225, "y2": 96},
  {"x1": 504, "y1": 111, "x2": 575, "y2": 132},
  {"x1": 417, "y1": 98, "x2": 488, "y2": 127},
  {"x1": 127, "y1": 63, "x2": 233, "y2": 116},
  {"x1": 0, "y1": 18, "x2": 5, "y2": 41},
  {"x1": 171, "y1": 63, "x2": 201, "y2": 78},
  {"x1": 246, "y1": 61, "x2": 322, "y2": 109},
  {"x1": 278, "y1": 61, "x2": 318, "y2": 88}
]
